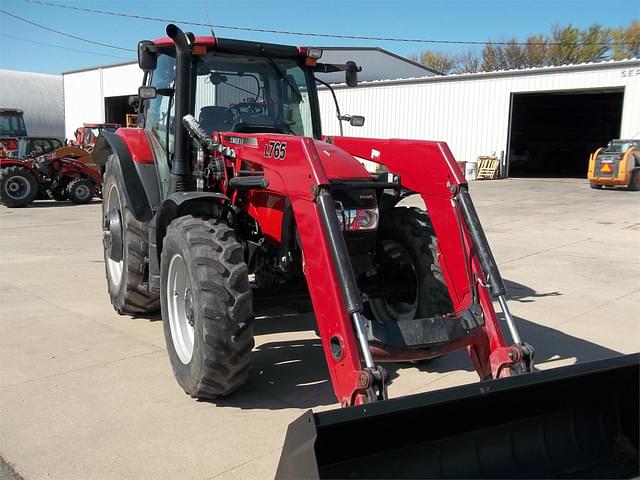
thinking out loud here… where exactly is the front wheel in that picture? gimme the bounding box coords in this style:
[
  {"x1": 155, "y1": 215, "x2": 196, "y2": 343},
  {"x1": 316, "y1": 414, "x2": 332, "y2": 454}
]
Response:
[
  {"x1": 628, "y1": 169, "x2": 640, "y2": 191},
  {"x1": 0, "y1": 166, "x2": 38, "y2": 207},
  {"x1": 368, "y1": 207, "x2": 453, "y2": 322},
  {"x1": 160, "y1": 216, "x2": 254, "y2": 399},
  {"x1": 590, "y1": 183, "x2": 603, "y2": 189},
  {"x1": 67, "y1": 177, "x2": 94, "y2": 204},
  {"x1": 102, "y1": 155, "x2": 159, "y2": 314}
]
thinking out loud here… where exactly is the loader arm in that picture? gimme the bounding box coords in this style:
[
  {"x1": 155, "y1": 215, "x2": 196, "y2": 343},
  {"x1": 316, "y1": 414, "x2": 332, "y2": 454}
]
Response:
[
  {"x1": 217, "y1": 133, "x2": 529, "y2": 405},
  {"x1": 329, "y1": 136, "x2": 529, "y2": 377}
]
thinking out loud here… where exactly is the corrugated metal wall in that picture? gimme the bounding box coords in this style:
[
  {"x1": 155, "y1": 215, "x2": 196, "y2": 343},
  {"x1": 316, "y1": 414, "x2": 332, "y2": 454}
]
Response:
[
  {"x1": 318, "y1": 60, "x2": 640, "y2": 164},
  {"x1": 0, "y1": 69, "x2": 64, "y2": 138}
]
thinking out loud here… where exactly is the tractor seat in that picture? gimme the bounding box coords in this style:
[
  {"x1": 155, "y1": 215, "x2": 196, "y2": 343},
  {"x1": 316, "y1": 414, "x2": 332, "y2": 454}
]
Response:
[{"x1": 198, "y1": 106, "x2": 230, "y2": 135}]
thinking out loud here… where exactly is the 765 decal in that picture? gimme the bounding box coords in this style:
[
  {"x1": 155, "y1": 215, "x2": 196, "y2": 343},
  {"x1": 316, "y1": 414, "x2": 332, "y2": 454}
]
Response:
[{"x1": 264, "y1": 141, "x2": 287, "y2": 160}]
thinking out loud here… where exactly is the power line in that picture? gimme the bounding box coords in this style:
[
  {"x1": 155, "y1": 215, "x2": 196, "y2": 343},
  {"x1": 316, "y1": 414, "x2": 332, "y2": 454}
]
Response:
[
  {"x1": 21, "y1": 0, "x2": 636, "y2": 47},
  {"x1": 0, "y1": 9, "x2": 135, "y2": 51},
  {"x1": 0, "y1": 33, "x2": 131, "y2": 59}
]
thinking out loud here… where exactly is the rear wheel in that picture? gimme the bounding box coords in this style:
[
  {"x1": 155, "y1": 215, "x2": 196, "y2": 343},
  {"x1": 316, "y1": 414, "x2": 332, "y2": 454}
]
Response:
[
  {"x1": 67, "y1": 177, "x2": 94, "y2": 204},
  {"x1": 368, "y1": 207, "x2": 453, "y2": 322},
  {"x1": 102, "y1": 155, "x2": 159, "y2": 314},
  {"x1": 0, "y1": 166, "x2": 38, "y2": 207},
  {"x1": 628, "y1": 169, "x2": 640, "y2": 191},
  {"x1": 160, "y1": 216, "x2": 254, "y2": 399}
]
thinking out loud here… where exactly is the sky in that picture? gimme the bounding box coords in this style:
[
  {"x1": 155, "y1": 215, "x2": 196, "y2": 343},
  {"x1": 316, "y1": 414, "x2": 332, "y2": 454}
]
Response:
[{"x1": 0, "y1": 0, "x2": 638, "y2": 75}]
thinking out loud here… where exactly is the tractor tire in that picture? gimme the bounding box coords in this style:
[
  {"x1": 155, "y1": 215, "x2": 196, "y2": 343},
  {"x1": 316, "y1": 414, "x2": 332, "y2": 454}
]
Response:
[
  {"x1": 628, "y1": 169, "x2": 640, "y2": 191},
  {"x1": 51, "y1": 188, "x2": 67, "y2": 201},
  {"x1": 102, "y1": 155, "x2": 159, "y2": 314},
  {"x1": 160, "y1": 215, "x2": 254, "y2": 399},
  {"x1": 369, "y1": 207, "x2": 453, "y2": 322},
  {"x1": 0, "y1": 166, "x2": 38, "y2": 208},
  {"x1": 67, "y1": 177, "x2": 94, "y2": 204}
]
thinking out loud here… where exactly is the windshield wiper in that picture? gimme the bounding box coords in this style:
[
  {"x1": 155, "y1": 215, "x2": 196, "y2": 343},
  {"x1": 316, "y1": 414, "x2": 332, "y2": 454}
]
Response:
[{"x1": 265, "y1": 56, "x2": 303, "y2": 103}]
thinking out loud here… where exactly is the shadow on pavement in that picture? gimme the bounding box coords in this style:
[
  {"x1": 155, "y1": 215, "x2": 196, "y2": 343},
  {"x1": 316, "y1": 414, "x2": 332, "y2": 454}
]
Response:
[
  {"x1": 214, "y1": 313, "x2": 622, "y2": 410},
  {"x1": 505, "y1": 278, "x2": 561, "y2": 303},
  {"x1": 25, "y1": 199, "x2": 101, "y2": 208}
]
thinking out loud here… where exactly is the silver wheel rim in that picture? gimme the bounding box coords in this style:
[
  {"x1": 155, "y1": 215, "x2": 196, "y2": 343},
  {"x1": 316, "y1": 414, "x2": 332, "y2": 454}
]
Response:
[
  {"x1": 369, "y1": 240, "x2": 419, "y2": 322},
  {"x1": 74, "y1": 183, "x2": 91, "y2": 200},
  {"x1": 4, "y1": 175, "x2": 31, "y2": 200},
  {"x1": 166, "y1": 253, "x2": 195, "y2": 364},
  {"x1": 105, "y1": 184, "x2": 123, "y2": 288}
]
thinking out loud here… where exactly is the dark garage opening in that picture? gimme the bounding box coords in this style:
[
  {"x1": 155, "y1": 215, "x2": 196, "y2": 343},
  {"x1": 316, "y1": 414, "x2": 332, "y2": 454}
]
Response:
[
  {"x1": 104, "y1": 95, "x2": 136, "y2": 126},
  {"x1": 507, "y1": 89, "x2": 624, "y2": 177}
]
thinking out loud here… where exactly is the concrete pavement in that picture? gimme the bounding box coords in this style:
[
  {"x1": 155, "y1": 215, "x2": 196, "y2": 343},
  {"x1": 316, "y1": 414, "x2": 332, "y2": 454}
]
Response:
[{"x1": 1, "y1": 178, "x2": 638, "y2": 479}]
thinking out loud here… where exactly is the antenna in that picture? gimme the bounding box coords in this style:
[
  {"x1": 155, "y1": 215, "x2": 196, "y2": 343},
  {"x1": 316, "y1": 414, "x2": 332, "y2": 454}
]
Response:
[{"x1": 200, "y1": 0, "x2": 216, "y2": 37}]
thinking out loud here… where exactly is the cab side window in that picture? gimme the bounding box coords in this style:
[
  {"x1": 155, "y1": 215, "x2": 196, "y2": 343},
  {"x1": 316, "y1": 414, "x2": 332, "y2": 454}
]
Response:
[{"x1": 144, "y1": 55, "x2": 177, "y2": 160}]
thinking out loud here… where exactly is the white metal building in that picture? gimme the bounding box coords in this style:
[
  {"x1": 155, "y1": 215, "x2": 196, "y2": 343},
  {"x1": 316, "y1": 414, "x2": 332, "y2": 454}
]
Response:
[
  {"x1": 63, "y1": 54, "x2": 639, "y2": 177},
  {"x1": 318, "y1": 59, "x2": 640, "y2": 177},
  {"x1": 0, "y1": 69, "x2": 64, "y2": 138}
]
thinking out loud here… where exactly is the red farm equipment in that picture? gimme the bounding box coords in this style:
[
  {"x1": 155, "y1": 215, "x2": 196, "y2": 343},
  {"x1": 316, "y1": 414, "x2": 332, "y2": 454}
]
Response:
[
  {"x1": 0, "y1": 154, "x2": 101, "y2": 207},
  {"x1": 96, "y1": 25, "x2": 639, "y2": 478}
]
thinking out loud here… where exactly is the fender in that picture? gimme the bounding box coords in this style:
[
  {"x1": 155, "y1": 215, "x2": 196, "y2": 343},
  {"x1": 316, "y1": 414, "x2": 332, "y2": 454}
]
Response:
[
  {"x1": 148, "y1": 191, "x2": 230, "y2": 292},
  {"x1": 0, "y1": 158, "x2": 38, "y2": 176},
  {"x1": 94, "y1": 131, "x2": 160, "y2": 222}
]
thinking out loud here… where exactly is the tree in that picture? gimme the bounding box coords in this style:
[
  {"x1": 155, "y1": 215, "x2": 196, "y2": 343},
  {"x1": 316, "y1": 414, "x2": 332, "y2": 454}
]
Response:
[
  {"x1": 409, "y1": 21, "x2": 638, "y2": 74},
  {"x1": 523, "y1": 35, "x2": 548, "y2": 68},
  {"x1": 455, "y1": 50, "x2": 482, "y2": 73},
  {"x1": 416, "y1": 50, "x2": 457, "y2": 74},
  {"x1": 548, "y1": 24, "x2": 581, "y2": 65},
  {"x1": 481, "y1": 42, "x2": 509, "y2": 71},
  {"x1": 577, "y1": 24, "x2": 610, "y2": 63},
  {"x1": 611, "y1": 21, "x2": 640, "y2": 60}
]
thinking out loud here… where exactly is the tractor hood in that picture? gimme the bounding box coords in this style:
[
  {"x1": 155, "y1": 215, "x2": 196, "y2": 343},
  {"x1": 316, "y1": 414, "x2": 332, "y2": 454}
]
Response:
[{"x1": 312, "y1": 140, "x2": 371, "y2": 180}]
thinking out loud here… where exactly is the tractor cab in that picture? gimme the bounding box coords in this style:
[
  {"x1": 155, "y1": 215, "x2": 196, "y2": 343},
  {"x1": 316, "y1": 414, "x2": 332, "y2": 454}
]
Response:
[
  {"x1": 0, "y1": 108, "x2": 27, "y2": 139},
  {"x1": 136, "y1": 30, "x2": 361, "y2": 168},
  {"x1": 604, "y1": 139, "x2": 640, "y2": 154}
]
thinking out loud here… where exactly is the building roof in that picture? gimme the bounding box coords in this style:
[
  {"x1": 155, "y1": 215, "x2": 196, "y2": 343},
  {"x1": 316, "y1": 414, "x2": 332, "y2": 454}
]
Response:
[
  {"x1": 324, "y1": 57, "x2": 640, "y2": 89},
  {"x1": 62, "y1": 47, "x2": 438, "y2": 83}
]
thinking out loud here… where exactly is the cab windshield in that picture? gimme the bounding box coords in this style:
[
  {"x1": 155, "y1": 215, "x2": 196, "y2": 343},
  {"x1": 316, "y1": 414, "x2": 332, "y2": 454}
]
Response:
[
  {"x1": 194, "y1": 52, "x2": 316, "y2": 138},
  {"x1": 0, "y1": 112, "x2": 27, "y2": 137},
  {"x1": 606, "y1": 140, "x2": 639, "y2": 153}
]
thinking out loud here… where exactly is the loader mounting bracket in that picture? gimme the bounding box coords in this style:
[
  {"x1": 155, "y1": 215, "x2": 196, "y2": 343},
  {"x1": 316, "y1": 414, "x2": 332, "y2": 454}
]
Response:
[
  {"x1": 368, "y1": 304, "x2": 484, "y2": 349},
  {"x1": 490, "y1": 342, "x2": 535, "y2": 378}
]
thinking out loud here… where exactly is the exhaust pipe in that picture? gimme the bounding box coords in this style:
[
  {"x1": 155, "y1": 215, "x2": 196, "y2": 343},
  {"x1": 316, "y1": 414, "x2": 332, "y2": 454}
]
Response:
[{"x1": 166, "y1": 24, "x2": 194, "y2": 192}]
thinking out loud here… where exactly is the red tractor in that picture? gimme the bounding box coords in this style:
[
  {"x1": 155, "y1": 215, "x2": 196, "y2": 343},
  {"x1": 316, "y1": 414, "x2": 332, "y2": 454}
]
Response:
[
  {"x1": 98, "y1": 24, "x2": 533, "y2": 403},
  {"x1": 96, "y1": 26, "x2": 637, "y2": 477},
  {"x1": 0, "y1": 154, "x2": 101, "y2": 207}
]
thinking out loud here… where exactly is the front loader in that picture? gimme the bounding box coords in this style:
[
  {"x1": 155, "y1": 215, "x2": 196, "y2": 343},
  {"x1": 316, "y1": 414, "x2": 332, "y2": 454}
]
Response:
[{"x1": 97, "y1": 24, "x2": 638, "y2": 478}]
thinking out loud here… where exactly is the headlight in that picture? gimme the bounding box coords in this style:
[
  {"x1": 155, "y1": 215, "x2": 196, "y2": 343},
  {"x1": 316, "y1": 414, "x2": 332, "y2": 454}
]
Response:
[{"x1": 336, "y1": 208, "x2": 379, "y2": 231}]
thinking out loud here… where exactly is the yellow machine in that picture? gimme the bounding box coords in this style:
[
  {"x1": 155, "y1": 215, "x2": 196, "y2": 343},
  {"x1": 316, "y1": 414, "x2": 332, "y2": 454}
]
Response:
[{"x1": 588, "y1": 139, "x2": 640, "y2": 190}]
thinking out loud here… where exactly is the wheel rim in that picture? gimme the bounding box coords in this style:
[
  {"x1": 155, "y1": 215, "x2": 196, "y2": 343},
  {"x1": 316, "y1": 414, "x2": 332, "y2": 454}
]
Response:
[
  {"x1": 166, "y1": 253, "x2": 195, "y2": 364},
  {"x1": 105, "y1": 184, "x2": 124, "y2": 288},
  {"x1": 74, "y1": 183, "x2": 91, "y2": 200},
  {"x1": 4, "y1": 175, "x2": 31, "y2": 201},
  {"x1": 369, "y1": 240, "x2": 419, "y2": 322}
]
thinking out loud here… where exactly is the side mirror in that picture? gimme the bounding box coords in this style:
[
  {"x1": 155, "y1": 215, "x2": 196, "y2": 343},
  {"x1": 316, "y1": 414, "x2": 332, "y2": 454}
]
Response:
[
  {"x1": 138, "y1": 86, "x2": 157, "y2": 100},
  {"x1": 346, "y1": 61, "x2": 359, "y2": 88},
  {"x1": 138, "y1": 40, "x2": 157, "y2": 71},
  {"x1": 349, "y1": 115, "x2": 365, "y2": 127},
  {"x1": 338, "y1": 114, "x2": 365, "y2": 127}
]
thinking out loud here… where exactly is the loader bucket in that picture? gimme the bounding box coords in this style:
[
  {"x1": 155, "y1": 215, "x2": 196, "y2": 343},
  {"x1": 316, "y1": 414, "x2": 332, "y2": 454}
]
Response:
[{"x1": 276, "y1": 353, "x2": 639, "y2": 479}]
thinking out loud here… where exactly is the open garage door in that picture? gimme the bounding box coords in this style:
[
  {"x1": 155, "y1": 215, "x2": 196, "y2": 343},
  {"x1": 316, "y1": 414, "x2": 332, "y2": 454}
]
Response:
[
  {"x1": 507, "y1": 89, "x2": 624, "y2": 177},
  {"x1": 104, "y1": 95, "x2": 136, "y2": 127}
]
